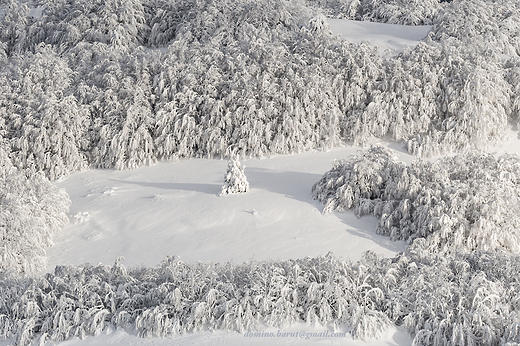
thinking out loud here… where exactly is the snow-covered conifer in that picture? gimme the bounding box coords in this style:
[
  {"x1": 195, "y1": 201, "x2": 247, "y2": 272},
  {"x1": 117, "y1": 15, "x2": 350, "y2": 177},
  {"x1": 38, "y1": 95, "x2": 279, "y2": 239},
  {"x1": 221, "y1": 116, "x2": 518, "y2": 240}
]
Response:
[{"x1": 221, "y1": 155, "x2": 249, "y2": 195}]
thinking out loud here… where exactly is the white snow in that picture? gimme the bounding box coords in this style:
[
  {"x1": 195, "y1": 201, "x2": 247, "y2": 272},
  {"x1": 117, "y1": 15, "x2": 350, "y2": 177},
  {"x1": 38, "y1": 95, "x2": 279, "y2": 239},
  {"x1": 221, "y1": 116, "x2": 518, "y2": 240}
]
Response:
[
  {"x1": 491, "y1": 127, "x2": 520, "y2": 157},
  {"x1": 328, "y1": 18, "x2": 433, "y2": 56}
]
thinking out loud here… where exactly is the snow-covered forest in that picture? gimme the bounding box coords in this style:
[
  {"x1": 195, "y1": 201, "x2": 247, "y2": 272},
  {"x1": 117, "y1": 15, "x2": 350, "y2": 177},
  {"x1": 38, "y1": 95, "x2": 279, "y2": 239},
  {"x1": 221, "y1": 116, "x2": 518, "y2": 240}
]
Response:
[
  {"x1": 1, "y1": 0, "x2": 520, "y2": 345},
  {"x1": 2, "y1": 0, "x2": 519, "y2": 178}
]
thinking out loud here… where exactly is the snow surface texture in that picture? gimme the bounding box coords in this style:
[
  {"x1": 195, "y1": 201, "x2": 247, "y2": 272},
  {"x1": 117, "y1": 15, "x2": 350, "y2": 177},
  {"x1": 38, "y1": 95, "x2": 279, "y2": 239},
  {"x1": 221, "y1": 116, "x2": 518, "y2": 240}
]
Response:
[{"x1": 31, "y1": 327, "x2": 409, "y2": 346}]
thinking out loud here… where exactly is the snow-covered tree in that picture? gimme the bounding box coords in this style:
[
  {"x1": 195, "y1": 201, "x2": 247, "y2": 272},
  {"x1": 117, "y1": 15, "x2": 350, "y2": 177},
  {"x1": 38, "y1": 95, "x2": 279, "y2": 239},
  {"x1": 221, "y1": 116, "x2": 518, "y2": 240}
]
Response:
[
  {"x1": 0, "y1": 0, "x2": 30, "y2": 55},
  {"x1": 0, "y1": 45, "x2": 90, "y2": 180},
  {"x1": 361, "y1": 0, "x2": 442, "y2": 25},
  {"x1": 306, "y1": 0, "x2": 443, "y2": 24},
  {"x1": 309, "y1": 13, "x2": 332, "y2": 34},
  {"x1": 221, "y1": 155, "x2": 249, "y2": 195}
]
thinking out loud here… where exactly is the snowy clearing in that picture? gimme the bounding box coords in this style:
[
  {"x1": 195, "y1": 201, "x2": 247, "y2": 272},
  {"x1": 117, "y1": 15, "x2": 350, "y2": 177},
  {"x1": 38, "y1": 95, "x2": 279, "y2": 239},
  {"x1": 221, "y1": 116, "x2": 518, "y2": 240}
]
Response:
[
  {"x1": 48, "y1": 146, "x2": 410, "y2": 272},
  {"x1": 48, "y1": 127, "x2": 520, "y2": 272},
  {"x1": 328, "y1": 19, "x2": 433, "y2": 56}
]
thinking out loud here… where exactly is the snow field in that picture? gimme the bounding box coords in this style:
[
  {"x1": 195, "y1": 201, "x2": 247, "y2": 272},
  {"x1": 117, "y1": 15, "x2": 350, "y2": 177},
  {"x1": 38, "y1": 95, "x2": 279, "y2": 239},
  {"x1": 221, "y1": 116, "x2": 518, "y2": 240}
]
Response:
[{"x1": 48, "y1": 146, "x2": 410, "y2": 272}]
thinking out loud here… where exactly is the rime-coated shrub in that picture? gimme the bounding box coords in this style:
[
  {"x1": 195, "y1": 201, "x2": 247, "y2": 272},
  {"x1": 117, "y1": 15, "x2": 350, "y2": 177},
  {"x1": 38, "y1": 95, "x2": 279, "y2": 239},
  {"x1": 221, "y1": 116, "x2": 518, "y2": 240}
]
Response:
[
  {"x1": 383, "y1": 248, "x2": 520, "y2": 346},
  {"x1": 311, "y1": 146, "x2": 403, "y2": 214},
  {"x1": 0, "y1": 140, "x2": 70, "y2": 275},
  {"x1": 312, "y1": 146, "x2": 520, "y2": 254},
  {"x1": 361, "y1": 0, "x2": 442, "y2": 25},
  {"x1": 0, "y1": 46, "x2": 90, "y2": 180},
  {"x1": 399, "y1": 44, "x2": 510, "y2": 157},
  {"x1": 0, "y1": 255, "x2": 390, "y2": 345},
  {"x1": 432, "y1": 0, "x2": 520, "y2": 56},
  {"x1": 3, "y1": 251, "x2": 520, "y2": 346}
]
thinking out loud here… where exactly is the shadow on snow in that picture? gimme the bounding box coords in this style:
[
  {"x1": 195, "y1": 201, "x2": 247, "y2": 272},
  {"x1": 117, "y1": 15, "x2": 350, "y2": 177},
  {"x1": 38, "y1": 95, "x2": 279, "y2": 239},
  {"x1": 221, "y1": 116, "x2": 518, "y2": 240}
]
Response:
[
  {"x1": 110, "y1": 179, "x2": 221, "y2": 195},
  {"x1": 245, "y1": 167, "x2": 323, "y2": 204}
]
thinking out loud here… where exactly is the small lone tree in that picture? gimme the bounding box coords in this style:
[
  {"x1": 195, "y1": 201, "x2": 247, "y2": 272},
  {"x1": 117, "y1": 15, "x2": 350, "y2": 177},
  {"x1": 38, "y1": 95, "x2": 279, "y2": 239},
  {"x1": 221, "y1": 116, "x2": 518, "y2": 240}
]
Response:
[{"x1": 221, "y1": 155, "x2": 249, "y2": 196}]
